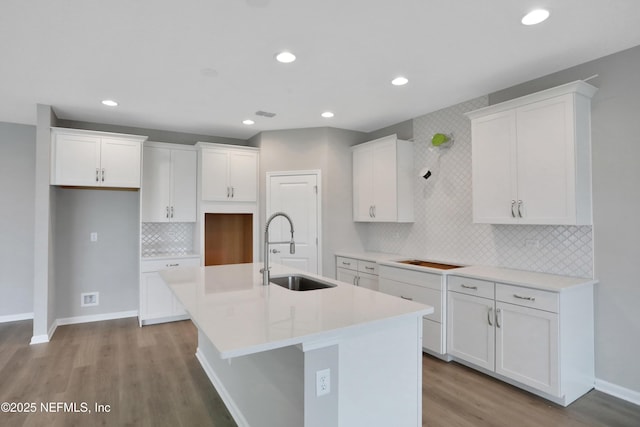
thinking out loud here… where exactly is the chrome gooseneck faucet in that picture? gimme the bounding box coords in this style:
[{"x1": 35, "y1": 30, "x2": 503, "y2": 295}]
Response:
[{"x1": 261, "y1": 212, "x2": 296, "y2": 286}]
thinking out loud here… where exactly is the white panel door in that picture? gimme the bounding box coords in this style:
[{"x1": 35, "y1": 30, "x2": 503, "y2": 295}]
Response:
[
  {"x1": 516, "y1": 95, "x2": 576, "y2": 224},
  {"x1": 495, "y1": 302, "x2": 559, "y2": 395},
  {"x1": 267, "y1": 173, "x2": 319, "y2": 274},
  {"x1": 52, "y1": 133, "x2": 101, "y2": 186},
  {"x1": 229, "y1": 151, "x2": 258, "y2": 202},
  {"x1": 141, "y1": 146, "x2": 171, "y2": 222},
  {"x1": 352, "y1": 145, "x2": 374, "y2": 221},
  {"x1": 337, "y1": 267, "x2": 358, "y2": 286},
  {"x1": 170, "y1": 149, "x2": 197, "y2": 221},
  {"x1": 201, "y1": 148, "x2": 229, "y2": 201},
  {"x1": 371, "y1": 138, "x2": 397, "y2": 221},
  {"x1": 100, "y1": 137, "x2": 142, "y2": 187},
  {"x1": 471, "y1": 109, "x2": 518, "y2": 223}
]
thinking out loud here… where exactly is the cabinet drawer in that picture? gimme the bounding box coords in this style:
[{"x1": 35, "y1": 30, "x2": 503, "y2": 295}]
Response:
[
  {"x1": 358, "y1": 260, "x2": 378, "y2": 275},
  {"x1": 141, "y1": 256, "x2": 201, "y2": 273},
  {"x1": 496, "y1": 283, "x2": 559, "y2": 313},
  {"x1": 448, "y1": 276, "x2": 494, "y2": 299},
  {"x1": 336, "y1": 256, "x2": 357, "y2": 271},
  {"x1": 379, "y1": 278, "x2": 442, "y2": 322},
  {"x1": 379, "y1": 265, "x2": 442, "y2": 291}
]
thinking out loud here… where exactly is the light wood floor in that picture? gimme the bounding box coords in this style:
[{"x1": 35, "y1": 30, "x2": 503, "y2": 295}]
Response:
[{"x1": 1, "y1": 319, "x2": 638, "y2": 427}]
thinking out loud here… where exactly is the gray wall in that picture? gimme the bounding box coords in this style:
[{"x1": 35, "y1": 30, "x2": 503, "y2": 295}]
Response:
[
  {"x1": 54, "y1": 188, "x2": 140, "y2": 318},
  {"x1": 365, "y1": 119, "x2": 414, "y2": 142},
  {"x1": 253, "y1": 127, "x2": 369, "y2": 277},
  {"x1": 490, "y1": 45, "x2": 640, "y2": 395},
  {"x1": 0, "y1": 123, "x2": 36, "y2": 317}
]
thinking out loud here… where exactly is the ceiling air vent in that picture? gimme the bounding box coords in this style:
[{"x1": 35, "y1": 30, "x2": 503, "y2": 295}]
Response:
[{"x1": 255, "y1": 110, "x2": 276, "y2": 118}]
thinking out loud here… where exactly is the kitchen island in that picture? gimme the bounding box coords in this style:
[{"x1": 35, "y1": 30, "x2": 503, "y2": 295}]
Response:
[{"x1": 160, "y1": 263, "x2": 432, "y2": 427}]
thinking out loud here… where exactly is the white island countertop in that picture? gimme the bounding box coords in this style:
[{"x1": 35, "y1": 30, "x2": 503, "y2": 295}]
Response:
[{"x1": 160, "y1": 262, "x2": 433, "y2": 359}]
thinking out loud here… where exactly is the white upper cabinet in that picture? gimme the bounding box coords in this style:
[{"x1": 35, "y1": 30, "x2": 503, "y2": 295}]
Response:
[
  {"x1": 352, "y1": 134, "x2": 414, "y2": 222},
  {"x1": 467, "y1": 81, "x2": 597, "y2": 225},
  {"x1": 199, "y1": 143, "x2": 258, "y2": 202},
  {"x1": 51, "y1": 128, "x2": 146, "y2": 188},
  {"x1": 141, "y1": 143, "x2": 197, "y2": 222}
]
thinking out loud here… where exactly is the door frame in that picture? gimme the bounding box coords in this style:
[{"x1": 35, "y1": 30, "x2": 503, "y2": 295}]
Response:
[{"x1": 266, "y1": 170, "x2": 323, "y2": 276}]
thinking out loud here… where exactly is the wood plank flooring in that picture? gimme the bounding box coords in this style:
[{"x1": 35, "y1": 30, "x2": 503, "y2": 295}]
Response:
[{"x1": 1, "y1": 319, "x2": 638, "y2": 426}]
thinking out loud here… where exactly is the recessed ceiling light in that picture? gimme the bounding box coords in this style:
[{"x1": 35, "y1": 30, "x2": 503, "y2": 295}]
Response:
[
  {"x1": 101, "y1": 99, "x2": 118, "y2": 107},
  {"x1": 321, "y1": 111, "x2": 334, "y2": 118},
  {"x1": 275, "y1": 51, "x2": 296, "y2": 63},
  {"x1": 521, "y1": 9, "x2": 550, "y2": 25},
  {"x1": 242, "y1": 119, "x2": 255, "y2": 125},
  {"x1": 391, "y1": 77, "x2": 408, "y2": 86}
]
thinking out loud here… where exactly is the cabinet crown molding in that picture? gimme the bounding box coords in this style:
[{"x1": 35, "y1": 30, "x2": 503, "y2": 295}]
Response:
[
  {"x1": 50, "y1": 126, "x2": 148, "y2": 142},
  {"x1": 465, "y1": 80, "x2": 598, "y2": 119}
]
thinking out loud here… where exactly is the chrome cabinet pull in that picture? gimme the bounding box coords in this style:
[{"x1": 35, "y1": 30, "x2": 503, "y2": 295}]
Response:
[
  {"x1": 461, "y1": 284, "x2": 478, "y2": 290},
  {"x1": 400, "y1": 295, "x2": 413, "y2": 301},
  {"x1": 488, "y1": 307, "x2": 493, "y2": 326},
  {"x1": 365, "y1": 266, "x2": 375, "y2": 271},
  {"x1": 352, "y1": 276, "x2": 357, "y2": 286},
  {"x1": 496, "y1": 308, "x2": 502, "y2": 328},
  {"x1": 513, "y1": 294, "x2": 536, "y2": 302},
  {"x1": 511, "y1": 200, "x2": 516, "y2": 218},
  {"x1": 170, "y1": 206, "x2": 174, "y2": 218},
  {"x1": 96, "y1": 168, "x2": 99, "y2": 182},
  {"x1": 227, "y1": 187, "x2": 230, "y2": 198},
  {"x1": 517, "y1": 200, "x2": 523, "y2": 218},
  {"x1": 271, "y1": 248, "x2": 280, "y2": 254},
  {"x1": 369, "y1": 206, "x2": 373, "y2": 217},
  {"x1": 166, "y1": 206, "x2": 169, "y2": 218},
  {"x1": 166, "y1": 263, "x2": 179, "y2": 267},
  {"x1": 372, "y1": 205, "x2": 376, "y2": 218},
  {"x1": 231, "y1": 187, "x2": 235, "y2": 198},
  {"x1": 101, "y1": 168, "x2": 105, "y2": 182},
  {"x1": 342, "y1": 261, "x2": 351, "y2": 266},
  {"x1": 356, "y1": 276, "x2": 360, "y2": 286}
]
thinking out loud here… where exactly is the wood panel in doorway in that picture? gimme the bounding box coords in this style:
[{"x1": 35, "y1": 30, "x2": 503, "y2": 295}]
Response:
[{"x1": 205, "y1": 213, "x2": 253, "y2": 266}]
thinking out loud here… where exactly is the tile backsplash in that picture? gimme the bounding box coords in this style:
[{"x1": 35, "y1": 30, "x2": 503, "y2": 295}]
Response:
[
  {"x1": 141, "y1": 222, "x2": 196, "y2": 257},
  {"x1": 364, "y1": 96, "x2": 593, "y2": 278}
]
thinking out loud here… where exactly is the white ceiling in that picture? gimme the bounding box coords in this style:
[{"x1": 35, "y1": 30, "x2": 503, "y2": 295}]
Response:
[{"x1": 2, "y1": 0, "x2": 640, "y2": 140}]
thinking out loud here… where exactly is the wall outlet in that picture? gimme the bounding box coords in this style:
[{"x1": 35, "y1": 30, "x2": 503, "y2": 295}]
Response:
[
  {"x1": 316, "y1": 368, "x2": 330, "y2": 397},
  {"x1": 81, "y1": 292, "x2": 99, "y2": 307},
  {"x1": 90, "y1": 232, "x2": 98, "y2": 242}
]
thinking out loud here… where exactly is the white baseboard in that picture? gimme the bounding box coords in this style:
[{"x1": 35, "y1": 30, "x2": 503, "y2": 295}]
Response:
[
  {"x1": 30, "y1": 334, "x2": 49, "y2": 345},
  {"x1": 195, "y1": 347, "x2": 249, "y2": 427},
  {"x1": 595, "y1": 378, "x2": 640, "y2": 406},
  {"x1": 0, "y1": 312, "x2": 34, "y2": 323},
  {"x1": 56, "y1": 310, "x2": 138, "y2": 326}
]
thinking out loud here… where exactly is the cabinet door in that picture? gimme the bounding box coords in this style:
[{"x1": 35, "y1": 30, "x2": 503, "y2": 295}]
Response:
[
  {"x1": 516, "y1": 95, "x2": 576, "y2": 224},
  {"x1": 371, "y1": 139, "x2": 398, "y2": 221},
  {"x1": 100, "y1": 137, "x2": 142, "y2": 188},
  {"x1": 336, "y1": 267, "x2": 358, "y2": 286},
  {"x1": 357, "y1": 271, "x2": 378, "y2": 291},
  {"x1": 471, "y1": 110, "x2": 518, "y2": 223},
  {"x1": 495, "y1": 302, "x2": 559, "y2": 396},
  {"x1": 352, "y1": 145, "x2": 375, "y2": 221},
  {"x1": 141, "y1": 272, "x2": 175, "y2": 320},
  {"x1": 447, "y1": 292, "x2": 495, "y2": 370},
  {"x1": 141, "y1": 147, "x2": 171, "y2": 222},
  {"x1": 201, "y1": 149, "x2": 230, "y2": 201},
  {"x1": 228, "y1": 150, "x2": 257, "y2": 202},
  {"x1": 170, "y1": 149, "x2": 197, "y2": 221},
  {"x1": 51, "y1": 133, "x2": 101, "y2": 186}
]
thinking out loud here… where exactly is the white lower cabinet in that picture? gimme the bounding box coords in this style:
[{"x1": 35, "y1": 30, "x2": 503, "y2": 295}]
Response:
[
  {"x1": 139, "y1": 256, "x2": 200, "y2": 325},
  {"x1": 335, "y1": 256, "x2": 379, "y2": 291},
  {"x1": 447, "y1": 274, "x2": 592, "y2": 406},
  {"x1": 378, "y1": 265, "x2": 448, "y2": 358}
]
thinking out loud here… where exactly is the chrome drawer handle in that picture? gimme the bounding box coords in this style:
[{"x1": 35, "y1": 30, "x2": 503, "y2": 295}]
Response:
[
  {"x1": 488, "y1": 307, "x2": 493, "y2": 326},
  {"x1": 364, "y1": 266, "x2": 375, "y2": 271},
  {"x1": 342, "y1": 262, "x2": 351, "y2": 266},
  {"x1": 400, "y1": 295, "x2": 413, "y2": 301},
  {"x1": 166, "y1": 263, "x2": 179, "y2": 267},
  {"x1": 461, "y1": 284, "x2": 478, "y2": 290},
  {"x1": 517, "y1": 200, "x2": 523, "y2": 218},
  {"x1": 513, "y1": 294, "x2": 535, "y2": 302},
  {"x1": 511, "y1": 200, "x2": 516, "y2": 218}
]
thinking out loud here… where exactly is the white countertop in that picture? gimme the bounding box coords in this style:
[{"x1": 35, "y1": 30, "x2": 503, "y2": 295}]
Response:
[
  {"x1": 450, "y1": 265, "x2": 597, "y2": 292},
  {"x1": 335, "y1": 251, "x2": 465, "y2": 274},
  {"x1": 160, "y1": 263, "x2": 433, "y2": 359}
]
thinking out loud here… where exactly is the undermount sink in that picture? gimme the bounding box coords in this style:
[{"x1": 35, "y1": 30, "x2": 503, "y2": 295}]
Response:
[{"x1": 270, "y1": 275, "x2": 336, "y2": 291}]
